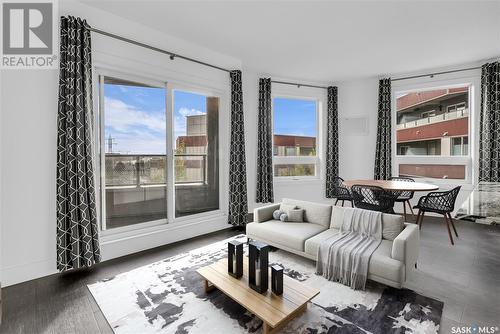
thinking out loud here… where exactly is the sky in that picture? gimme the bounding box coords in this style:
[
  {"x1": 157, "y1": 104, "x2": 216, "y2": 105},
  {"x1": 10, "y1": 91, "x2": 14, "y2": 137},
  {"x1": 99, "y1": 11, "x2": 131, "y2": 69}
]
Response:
[
  {"x1": 104, "y1": 84, "x2": 206, "y2": 154},
  {"x1": 104, "y1": 84, "x2": 317, "y2": 154},
  {"x1": 273, "y1": 97, "x2": 317, "y2": 137}
]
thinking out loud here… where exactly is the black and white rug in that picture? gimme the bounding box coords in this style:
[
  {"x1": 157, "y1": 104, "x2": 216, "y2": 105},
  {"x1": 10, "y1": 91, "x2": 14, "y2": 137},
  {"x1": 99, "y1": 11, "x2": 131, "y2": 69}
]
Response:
[{"x1": 88, "y1": 235, "x2": 443, "y2": 333}]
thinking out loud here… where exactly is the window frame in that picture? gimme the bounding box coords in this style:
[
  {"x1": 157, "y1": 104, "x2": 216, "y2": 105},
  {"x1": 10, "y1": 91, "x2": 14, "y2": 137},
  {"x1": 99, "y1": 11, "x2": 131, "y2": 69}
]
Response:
[
  {"x1": 95, "y1": 67, "x2": 227, "y2": 236},
  {"x1": 271, "y1": 93, "x2": 322, "y2": 181},
  {"x1": 392, "y1": 76, "x2": 477, "y2": 186}
]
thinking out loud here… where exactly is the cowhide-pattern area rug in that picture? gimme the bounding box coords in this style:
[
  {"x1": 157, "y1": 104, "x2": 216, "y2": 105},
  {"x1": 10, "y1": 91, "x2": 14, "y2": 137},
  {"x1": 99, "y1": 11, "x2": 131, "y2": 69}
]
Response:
[{"x1": 88, "y1": 234, "x2": 443, "y2": 334}]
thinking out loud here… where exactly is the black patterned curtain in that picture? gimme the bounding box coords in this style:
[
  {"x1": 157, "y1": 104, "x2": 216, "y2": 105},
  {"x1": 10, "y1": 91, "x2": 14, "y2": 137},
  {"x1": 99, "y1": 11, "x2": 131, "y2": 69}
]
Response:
[
  {"x1": 479, "y1": 62, "x2": 500, "y2": 182},
  {"x1": 56, "y1": 16, "x2": 101, "y2": 271},
  {"x1": 256, "y1": 78, "x2": 274, "y2": 203},
  {"x1": 374, "y1": 78, "x2": 392, "y2": 180},
  {"x1": 228, "y1": 70, "x2": 248, "y2": 226},
  {"x1": 325, "y1": 86, "x2": 339, "y2": 198}
]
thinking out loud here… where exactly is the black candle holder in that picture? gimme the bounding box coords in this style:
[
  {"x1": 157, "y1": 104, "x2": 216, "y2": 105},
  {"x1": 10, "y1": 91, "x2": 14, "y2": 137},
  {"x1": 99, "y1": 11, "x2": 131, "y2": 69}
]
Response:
[
  {"x1": 271, "y1": 265, "x2": 283, "y2": 295},
  {"x1": 248, "y1": 241, "x2": 269, "y2": 293},
  {"x1": 228, "y1": 240, "x2": 243, "y2": 278}
]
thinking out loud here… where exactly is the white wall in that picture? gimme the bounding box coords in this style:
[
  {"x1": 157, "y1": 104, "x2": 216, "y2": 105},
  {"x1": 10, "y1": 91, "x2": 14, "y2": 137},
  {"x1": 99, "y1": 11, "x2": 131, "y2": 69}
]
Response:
[{"x1": 0, "y1": 0, "x2": 241, "y2": 287}]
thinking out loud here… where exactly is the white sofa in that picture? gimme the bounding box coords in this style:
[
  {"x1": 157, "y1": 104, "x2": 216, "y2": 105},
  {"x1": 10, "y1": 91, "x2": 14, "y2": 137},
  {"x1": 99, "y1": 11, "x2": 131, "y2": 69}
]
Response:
[{"x1": 246, "y1": 198, "x2": 419, "y2": 288}]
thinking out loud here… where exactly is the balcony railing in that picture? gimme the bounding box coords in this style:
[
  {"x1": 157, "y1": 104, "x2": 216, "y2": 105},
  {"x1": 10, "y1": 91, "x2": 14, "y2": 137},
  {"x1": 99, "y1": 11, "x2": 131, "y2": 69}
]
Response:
[
  {"x1": 397, "y1": 108, "x2": 469, "y2": 130},
  {"x1": 105, "y1": 154, "x2": 207, "y2": 188}
]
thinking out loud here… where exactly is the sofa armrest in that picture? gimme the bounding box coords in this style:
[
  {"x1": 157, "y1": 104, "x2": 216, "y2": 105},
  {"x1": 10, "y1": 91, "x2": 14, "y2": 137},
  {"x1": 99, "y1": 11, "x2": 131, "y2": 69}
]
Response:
[
  {"x1": 253, "y1": 203, "x2": 281, "y2": 223},
  {"x1": 391, "y1": 223, "x2": 419, "y2": 270}
]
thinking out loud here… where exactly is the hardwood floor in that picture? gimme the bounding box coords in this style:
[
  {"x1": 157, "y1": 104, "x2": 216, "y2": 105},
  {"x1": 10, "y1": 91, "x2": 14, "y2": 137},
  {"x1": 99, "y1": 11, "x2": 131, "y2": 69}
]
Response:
[{"x1": 0, "y1": 217, "x2": 498, "y2": 334}]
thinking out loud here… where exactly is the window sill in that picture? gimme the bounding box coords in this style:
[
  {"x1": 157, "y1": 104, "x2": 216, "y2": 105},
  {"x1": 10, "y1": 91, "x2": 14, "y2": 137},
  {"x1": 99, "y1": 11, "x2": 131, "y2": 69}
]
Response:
[
  {"x1": 100, "y1": 211, "x2": 227, "y2": 244},
  {"x1": 274, "y1": 177, "x2": 323, "y2": 185}
]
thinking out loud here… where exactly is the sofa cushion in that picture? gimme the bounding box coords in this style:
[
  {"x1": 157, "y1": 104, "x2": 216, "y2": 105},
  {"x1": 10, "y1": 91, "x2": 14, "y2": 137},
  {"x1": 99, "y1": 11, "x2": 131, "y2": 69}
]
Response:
[
  {"x1": 330, "y1": 206, "x2": 403, "y2": 240},
  {"x1": 246, "y1": 220, "x2": 326, "y2": 252},
  {"x1": 381, "y1": 214, "x2": 404, "y2": 241},
  {"x1": 282, "y1": 198, "x2": 332, "y2": 227},
  {"x1": 305, "y1": 229, "x2": 404, "y2": 283},
  {"x1": 280, "y1": 203, "x2": 297, "y2": 215},
  {"x1": 305, "y1": 228, "x2": 341, "y2": 256}
]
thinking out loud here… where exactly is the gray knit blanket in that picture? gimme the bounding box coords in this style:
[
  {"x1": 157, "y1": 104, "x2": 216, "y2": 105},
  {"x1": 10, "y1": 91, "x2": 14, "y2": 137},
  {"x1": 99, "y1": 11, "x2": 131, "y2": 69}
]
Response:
[{"x1": 316, "y1": 207, "x2": 382, "y2": 290}]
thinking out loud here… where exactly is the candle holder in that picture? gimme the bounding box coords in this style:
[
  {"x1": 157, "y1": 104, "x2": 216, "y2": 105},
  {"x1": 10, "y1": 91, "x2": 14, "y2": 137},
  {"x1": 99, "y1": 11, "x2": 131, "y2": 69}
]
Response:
[
  {"x1": 248, "y1": 241, "x2": 269, "y2": 293},
  {"x1": 271, "y1": 265, "x2": 283, "y2": 295},
  {"x1": 227, "y1": 240, "x2": 243, "y2": 278}
]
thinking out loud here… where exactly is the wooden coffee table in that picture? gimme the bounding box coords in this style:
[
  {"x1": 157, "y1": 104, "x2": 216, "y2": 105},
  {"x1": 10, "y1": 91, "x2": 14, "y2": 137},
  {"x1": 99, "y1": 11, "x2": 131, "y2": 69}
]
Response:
[{"x1": 197, "y1": 257, "x2": 320, "y2": 334}]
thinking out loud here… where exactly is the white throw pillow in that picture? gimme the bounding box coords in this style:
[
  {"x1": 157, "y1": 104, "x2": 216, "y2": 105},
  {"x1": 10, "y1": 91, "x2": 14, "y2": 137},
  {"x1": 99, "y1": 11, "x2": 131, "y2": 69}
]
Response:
[{"x1": 286, "y1": 209, "x2": 304, "y2": 222}]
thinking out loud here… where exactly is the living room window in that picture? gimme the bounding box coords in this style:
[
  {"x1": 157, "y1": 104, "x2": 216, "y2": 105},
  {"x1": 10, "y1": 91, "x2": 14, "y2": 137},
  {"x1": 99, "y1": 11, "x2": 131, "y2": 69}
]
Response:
[
  {"x1": 97, "y1": 71, "x2": 221, "y2": 232},
  {"x1": 272, "y1": 97, "x2": 319, "y2": 179},
  {"x1": 394, "y1": 84, "x2": 471, "y2": 181}
]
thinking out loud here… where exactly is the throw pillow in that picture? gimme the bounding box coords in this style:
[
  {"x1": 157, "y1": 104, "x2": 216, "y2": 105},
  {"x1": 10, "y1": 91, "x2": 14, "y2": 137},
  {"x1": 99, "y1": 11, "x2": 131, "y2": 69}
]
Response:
[
  {"x1": 273, "y1": 209, "x2": 284, "y2": 220},
  {"x1": 287, "y1": 208, "x2": 304, "y2": 222},
  {"x1": 279, "y1": 213, "x2": 289, "y2": 222}
]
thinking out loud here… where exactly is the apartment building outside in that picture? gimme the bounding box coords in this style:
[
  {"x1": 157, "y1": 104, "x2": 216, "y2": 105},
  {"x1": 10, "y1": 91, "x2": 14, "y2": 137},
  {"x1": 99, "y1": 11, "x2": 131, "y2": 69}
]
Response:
[{"x1": 396, "y1": 86, "x2": 469, "y2": 179}]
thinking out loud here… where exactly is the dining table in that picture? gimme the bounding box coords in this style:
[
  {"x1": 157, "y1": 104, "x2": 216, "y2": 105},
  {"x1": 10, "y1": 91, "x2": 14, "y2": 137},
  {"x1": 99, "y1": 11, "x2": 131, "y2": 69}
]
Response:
[{"x1": 343, "y1": 179, "x2": 439, "y2": 192}]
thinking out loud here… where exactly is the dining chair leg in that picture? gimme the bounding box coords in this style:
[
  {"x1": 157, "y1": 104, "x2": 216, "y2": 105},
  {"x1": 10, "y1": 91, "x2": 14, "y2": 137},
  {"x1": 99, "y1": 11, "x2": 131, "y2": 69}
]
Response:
[
  {"x1": 407, "y1": 201, "x2": 416, "y2": 218},
  {"x1": 335, "y1": 199, "x2": 339, "y2": 206},
  {"x1": 447, "y1": 213, "x2": 459, "y2": 237},
  {"x1": 443, "y1": 214, "x2": 455, "y2": 245},
  {"x1": 402, "y1": 203, "x2": 407, "y2": 221},
  {"x1": 416, "y1": 210, "x2": 423, "y2": 229},
  {"x1": 341, "y1": 200, "x2": 344, "y2": 207}
]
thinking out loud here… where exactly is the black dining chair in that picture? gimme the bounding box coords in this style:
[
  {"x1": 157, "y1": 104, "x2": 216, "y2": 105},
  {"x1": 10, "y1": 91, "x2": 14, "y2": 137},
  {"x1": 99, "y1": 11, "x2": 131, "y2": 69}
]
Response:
[
  {"x1": 351, "y1": 185, "x2": 400, "y2": 213},
  {"x1": 332, "y1": 176, "x2": 353, "y2": 207},
  {"x1": 390, "y1": 176, "x2": 416, "y2": 221},
  {"x1": 413, "y1": 186, "x2": 461, "y2": 245}
]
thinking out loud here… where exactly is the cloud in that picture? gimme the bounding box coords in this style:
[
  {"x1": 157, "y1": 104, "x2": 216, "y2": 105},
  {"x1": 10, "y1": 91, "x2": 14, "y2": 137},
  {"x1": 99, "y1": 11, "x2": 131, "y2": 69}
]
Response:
[
  {"x1": 178, "y1": 107, "x2": 204, "y2": 117},
  {"x1": 104, "y1": 97, "x2": 166, "y2": 133},
  {"x1": 174, "y1": 107, "x2": 205, "y2": 139}
]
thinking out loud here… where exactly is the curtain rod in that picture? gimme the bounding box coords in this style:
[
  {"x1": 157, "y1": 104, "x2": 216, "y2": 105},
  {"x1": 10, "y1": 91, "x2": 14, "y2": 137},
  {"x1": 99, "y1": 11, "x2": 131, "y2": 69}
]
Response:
[
  {"x1": 89, "y1": 27, "x2": 232, "y2": 73},
  {"x1": 271, "y1": 80, "x2": 328, "y2": 90},
  {"x1": 89, "y1": 28, "x2": 330, "y2": 89},
  {"x1": 391, "y1": 66, "x2": 481, "y2": 82}
]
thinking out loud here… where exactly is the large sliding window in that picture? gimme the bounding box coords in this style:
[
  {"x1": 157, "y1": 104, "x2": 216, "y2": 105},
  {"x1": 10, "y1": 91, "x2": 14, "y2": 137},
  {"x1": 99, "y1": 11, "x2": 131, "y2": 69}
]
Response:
[
  {"x1": 101, "y1": 76, "x2": 167, "y2": 230},
  {"x1": 272, "y1": 97, "x2": 319, "y2": 179},
  {"x1": 173, "y1": 90, "x2": 219, "y2": 218},
  {"x1": 394, "y1": 84, "x2": 471, "y2": 181},
  {"x1": 98, "y1": 72, "x2": 220, "y2": 231}
]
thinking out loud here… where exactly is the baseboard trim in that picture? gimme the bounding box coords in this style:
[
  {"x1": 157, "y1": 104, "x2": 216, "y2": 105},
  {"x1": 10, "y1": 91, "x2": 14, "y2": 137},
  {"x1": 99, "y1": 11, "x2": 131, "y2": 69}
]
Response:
[
  {"x1": 2, "y1": 217, "x2": 231, "y2": 287},
  {"x1": 1, "y1": 258, "x2": 57, "y2": 287}
]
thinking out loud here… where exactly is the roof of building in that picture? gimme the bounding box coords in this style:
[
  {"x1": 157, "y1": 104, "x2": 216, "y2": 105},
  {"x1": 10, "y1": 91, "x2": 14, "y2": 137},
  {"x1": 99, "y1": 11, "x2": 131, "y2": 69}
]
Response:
[
  {"x1": 397, "y1": 86, "x2": 468, "y2": 112},
  {"x1": 273, "y1": 134, "x2": 316, "y2": 147}
]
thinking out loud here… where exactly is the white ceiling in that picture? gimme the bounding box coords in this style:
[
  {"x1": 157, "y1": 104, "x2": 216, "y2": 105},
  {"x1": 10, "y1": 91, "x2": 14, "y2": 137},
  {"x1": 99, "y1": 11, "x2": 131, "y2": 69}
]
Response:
[{"x1": 80, "y1": 1, "x2": 500, "y2": 82}]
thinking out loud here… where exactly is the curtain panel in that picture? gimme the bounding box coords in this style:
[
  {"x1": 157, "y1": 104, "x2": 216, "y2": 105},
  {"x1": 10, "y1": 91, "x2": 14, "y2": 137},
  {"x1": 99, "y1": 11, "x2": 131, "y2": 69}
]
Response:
[
  {"x1": 56, "y1": 16, "x2": 101, "y2": 271},
  {"x1": 228, "y1": 70, "x2": 249, "y2": 226},
  {"x1": 479, "y1": 62, "x2": 500, "y2": 182},
  {"x1": 325, "y1": 86, "x2": 339, "y2": 198},
  {"x1": 374, "y1": 78, "x2": 392, "y2": 180},
  {"x1": 256, "y1": 78, "x2": 274, "y2": 203}
]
